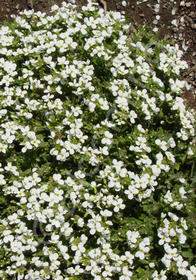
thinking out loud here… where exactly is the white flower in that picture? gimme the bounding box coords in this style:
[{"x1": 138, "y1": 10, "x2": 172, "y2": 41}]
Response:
[
  {"x1": 122, "y1": 1, "x2": 127, "y2": 7},
  {"x1": 61, "y1": 222, "x2": 73, "y2": 237},
  {"x1": 11, "y1": 240, "x2": 24, "y2": 254},
  {"x1": 53, "y1": 173, "x2": 64, "y2": 185},
  {"x1": 170, "y1": 78, "x2": 185, "y2": 93},
  {"x1": 67, "y1": 265, "x2": 84, "y2": 275},
  {"x1": 7, "y1": 213, "x2": 20, "y2": 224},
  {"x1": 135, "y1": 250, "x2": 145, "y2": 260},
  {"x1": 124, "y1": 185, "x2": 139, "y2": 200},
  {"x1": 158, "y1": 229, "x2": 171, "y2": 245},
  {"x1": 26, "y1": 239, "x2": 38, "y2": 252},
  {"x1": 2, "y1": 230, "x2": 14, "y2": 243},
  {"x1": 101, "y1": 131, "x2": 113, "y2": 145},
  {"x1": 77, "y1": 218, "x2": 84, "y2": 227},
  {"x1": 171, "y1": 19, "x2": 178, "y2": 27},
  {"x1": 0, "y1": 143, "x2": 8, "y2": 153},
  {"x1": 180, "y1": 217, "x2": 188, "y2": 230},
  {"x1": 113, "y1": 198, "x2": 125, "y2": 212},
  {"x1": 177, "y1": 258, "x2": 188, "y2": 275},
  {"x1": 164, "y1": 244, "x2": 178, "y2": 260},
  {"x1": 129, "y1": 110, "x2": 137, "y2": 123},
  {"x1": 186, "y1": 266, "x2": 196, "y2": 280},
  {"x1": 71, "y1": 242, "x2": 85, "y2": 253},
  {"x1": 127, "y1": 230, "x2": 140, "y2": 245},
  {"x1": 155, "y1": 139, "x2": 167, "y2": 151},
  {"x1": 165, "y1": 151, "x2": 175, "y2": 163},
  {"x1": 179, "y1": 187, "x2": 187, "y2": 199},
  {"x1": 100, "y1": 209, "x2": 113, "y2": 217},
  {"x1": 49, "y1": 253, "x2": 60, "y2": 266}
]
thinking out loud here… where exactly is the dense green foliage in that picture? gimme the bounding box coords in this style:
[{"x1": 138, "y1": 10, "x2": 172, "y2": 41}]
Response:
[{"x1": 0, "y1": 1, "x2": 195, "y2": 279}]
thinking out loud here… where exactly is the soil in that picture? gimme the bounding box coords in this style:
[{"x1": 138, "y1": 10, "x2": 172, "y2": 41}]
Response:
[{"x1": 0, "y1": 0, "x2": 195, "y2": 110}]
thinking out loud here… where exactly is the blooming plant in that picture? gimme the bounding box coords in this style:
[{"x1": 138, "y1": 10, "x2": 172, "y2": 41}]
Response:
[{"x1": 0, "y1": 0, "x2": 195, "y2": 279}]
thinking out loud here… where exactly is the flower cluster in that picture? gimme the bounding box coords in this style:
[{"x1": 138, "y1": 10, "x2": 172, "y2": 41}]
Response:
[{"x1": 0, "y1": 1, "x2": 195, "y2": 279}]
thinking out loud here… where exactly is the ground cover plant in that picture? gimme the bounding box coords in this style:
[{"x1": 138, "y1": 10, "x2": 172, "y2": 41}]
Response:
[{"x1": 0, "y1": 0, "x2": 196, "y2": 279}]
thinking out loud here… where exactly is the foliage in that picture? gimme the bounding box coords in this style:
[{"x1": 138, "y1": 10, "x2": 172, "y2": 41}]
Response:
[{"x1": 0, "y1": 0, "x2": 195, "y2": 279}]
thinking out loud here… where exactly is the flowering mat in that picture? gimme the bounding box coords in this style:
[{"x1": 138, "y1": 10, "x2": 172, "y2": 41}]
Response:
[
  {"x1": 0, "y1": 1, "x2": 196, "y2": 280},
  {"x1": 0, "y1": 0, "x2": 196, "y2": 109}
]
